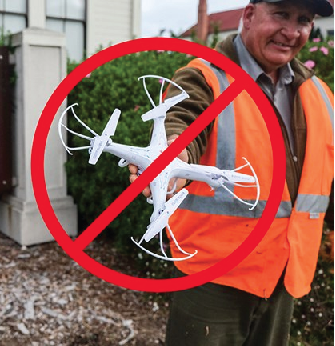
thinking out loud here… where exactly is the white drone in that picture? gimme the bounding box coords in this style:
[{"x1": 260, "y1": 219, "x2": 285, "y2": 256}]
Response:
[{"x1": 58, "y1": 75, "x2": 260, "y2": 261}]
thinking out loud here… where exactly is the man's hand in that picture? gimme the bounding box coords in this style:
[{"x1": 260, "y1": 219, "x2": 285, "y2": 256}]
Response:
[
  {"x1": 129, "y1": 164, "x2": 151, "y2": 198},
  {"x1": 128, "y1": 134, "x2": 188, "y2": 199}
]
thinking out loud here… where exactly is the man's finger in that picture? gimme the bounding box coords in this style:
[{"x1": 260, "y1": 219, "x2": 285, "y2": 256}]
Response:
[
  {"x1": 129, "y1": 172, "x2": 151, "y2": 198},
  {"x1": 128, "y1": 164, "x2": 138, "y2": 174},
  {"x1": 129, "y1": 174, "x2": 137, "y2": 184}
]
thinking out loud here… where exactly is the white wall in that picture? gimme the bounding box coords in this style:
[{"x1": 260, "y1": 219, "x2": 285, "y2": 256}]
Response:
[
  {"x1": 26, "y1": 0, "x2": 142, "y2": 59},
  {"x1": 28, "y1": 0, "x2": 46, "y2": 28},
  {"x1": 86, "y1": 0, "x2": 142, "y2": 56},
  {"x1": 314, "y1": 16, "x2": 334, "y2": 38}
]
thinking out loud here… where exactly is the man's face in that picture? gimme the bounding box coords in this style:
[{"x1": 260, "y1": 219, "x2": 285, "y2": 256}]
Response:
[{"x1": 242, "y1": 1, "x2": 314, "y2": 73}]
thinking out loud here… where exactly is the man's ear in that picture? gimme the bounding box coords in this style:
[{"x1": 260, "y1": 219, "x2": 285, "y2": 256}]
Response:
[{"x1": 243, "y1": 4, "x2": 256, "y2": 30}]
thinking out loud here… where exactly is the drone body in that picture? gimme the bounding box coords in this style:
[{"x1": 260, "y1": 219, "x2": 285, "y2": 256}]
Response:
[{"x1": 58, "y1": 75, "x2": 260, "y2": 261}]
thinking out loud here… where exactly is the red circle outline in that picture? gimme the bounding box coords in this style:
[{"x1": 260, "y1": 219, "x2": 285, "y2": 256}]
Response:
[{"x1": 31, "y1": 38, "x2": 286, "y2": 292}]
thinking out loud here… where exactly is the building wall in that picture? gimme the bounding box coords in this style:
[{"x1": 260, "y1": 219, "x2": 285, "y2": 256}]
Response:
[
  {"x1": 314, "y1": 17, "x2": 334, "y2": 38},
  {"x1": 86, "y1": 0, "x2": 141, "y2": 56},
  {"x1": 28, "y1": 0, "x2": 46, "y2": 28},
  {"x1": 1, "y1": 0, "x2": 141, "y2": 61}
]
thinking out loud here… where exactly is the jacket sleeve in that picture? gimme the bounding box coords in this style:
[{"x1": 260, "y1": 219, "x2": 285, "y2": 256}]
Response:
[{"x1": 164, "y1": 66, "x2": 215, "y2": 164}]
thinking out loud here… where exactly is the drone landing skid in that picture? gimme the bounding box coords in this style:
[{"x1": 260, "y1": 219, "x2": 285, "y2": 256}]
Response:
[
  {"x1": 131, "y1": 233, "x2": 198, "y2": 262},
  {"x1": 131, "y1": 238, "x2": 197, "y2": 262}
]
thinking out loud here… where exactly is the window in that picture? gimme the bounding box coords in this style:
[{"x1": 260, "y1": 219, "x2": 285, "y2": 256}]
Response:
[
  {"x1": 0, "y1": 0, "x2": 27, "y2": 34},
  {"x1": 46, "y1": 0, "x2": 86, "y2": 62},
  {"x1": 327, "y1": 29, "x2": 334, "y2": 38}
]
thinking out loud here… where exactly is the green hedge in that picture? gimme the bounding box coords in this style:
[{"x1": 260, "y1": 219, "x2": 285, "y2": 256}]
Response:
[
  {"x1": 293, "y1": 38, "x2": 334, "y2": 346},
  {"x1": 290, "y1": 253, "x2": 334, "y2": 346},
  {"x1": 298, "y1": 38, "x2": 334, "y2": 92}
]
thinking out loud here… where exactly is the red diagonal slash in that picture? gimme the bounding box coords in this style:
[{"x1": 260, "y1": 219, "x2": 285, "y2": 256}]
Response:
[{"x1": 74, "y1": 81, "x2": 243, "y2": 251}]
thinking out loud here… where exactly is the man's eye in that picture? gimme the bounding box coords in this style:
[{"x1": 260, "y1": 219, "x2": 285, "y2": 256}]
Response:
[
  {"x1": 299, "y1": 16, "x2": 312, "y2": 24},
  {"x1": 274, "y1": 12, "x2": 288, "y2": 19}
]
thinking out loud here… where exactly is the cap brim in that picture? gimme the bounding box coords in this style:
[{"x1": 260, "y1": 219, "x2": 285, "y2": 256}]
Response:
[
  {"x1": 251, "y1": 0, "x2": 334, "y2": 17},
  {"x1": 315, "y1": 1, "x2": 334, "y2": 16}
]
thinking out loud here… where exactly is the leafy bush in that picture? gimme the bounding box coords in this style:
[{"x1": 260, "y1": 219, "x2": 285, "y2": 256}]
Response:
[
  {"x1": 298, "y1": 38, "x2": 334, "y2": 91},
  {"x1": 292, "y1": 39, "x2": 334, "y2": 346},
  {"x1": 66, "y1": 50, "x2": 192, "y2": 261},
  {"x1": 0, "y1": 28, "x2": 12, "y2": 48},
  {"x1": 290, "y1": 247, "x2": 334, "y2": 346}
]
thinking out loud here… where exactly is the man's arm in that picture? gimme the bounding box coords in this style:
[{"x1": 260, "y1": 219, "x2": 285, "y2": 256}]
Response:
[{"x1": 164, "y1": 66, "x2": 215, "y2": 165}]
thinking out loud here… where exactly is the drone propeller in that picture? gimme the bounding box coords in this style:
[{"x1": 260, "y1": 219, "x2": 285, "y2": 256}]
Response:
[
  {"x1": 138, "y1": 75, "x2": 189, "y2": 122},
  {"x1": 58, "y1": 103, "x2": 97, "y2": 155},
  {"x1": 218, "y1": 158, "x2": 260, "y2": 210},
  {"x1": 89, "y1": 108, "x2": 121, "y2": 165}
]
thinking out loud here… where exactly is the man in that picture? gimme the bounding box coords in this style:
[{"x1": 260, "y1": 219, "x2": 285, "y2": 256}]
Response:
[{"x1": 130, "y1": 0, "x2": 334, "y2": 345}]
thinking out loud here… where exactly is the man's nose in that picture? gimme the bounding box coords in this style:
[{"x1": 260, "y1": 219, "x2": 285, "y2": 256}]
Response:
[{"x1": 281, "y1": 23, "x2": 301, "y2": 40}]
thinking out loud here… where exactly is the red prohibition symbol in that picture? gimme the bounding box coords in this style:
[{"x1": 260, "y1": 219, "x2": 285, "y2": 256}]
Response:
[{"x1": 31, "y1": 38, "x2": 286, "y2": 292}]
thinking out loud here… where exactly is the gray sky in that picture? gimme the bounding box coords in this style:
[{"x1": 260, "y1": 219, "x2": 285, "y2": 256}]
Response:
[{"x1": 141, "y1": 0, "x2": 249, "y2": 38}]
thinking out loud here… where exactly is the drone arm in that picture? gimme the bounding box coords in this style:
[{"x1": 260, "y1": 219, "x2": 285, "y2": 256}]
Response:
[
  {"x1": 172, "y1": 158, "x2": 260, "y2": 210},
  {"x1": 164, "y1": 92, "x2": 189, "y2": 110},
  {"x1": 103, "y1": 143, "x2": 151, "y2": 171},
  {"x1": 141, "y1": 92, "x2": 189, "y2": 122},
  {"x1": 142, "y1": 189, "x2": 188, "y2": 242},
  {"x1": 88, "y1": 109, "x2": 121, "y2": 165},
  {"x1": 170, "y1": 159, "x2": 256, "y2": 185},
  {"x1": 169, "y1": 159, "x2": 222, "y2": 187}
]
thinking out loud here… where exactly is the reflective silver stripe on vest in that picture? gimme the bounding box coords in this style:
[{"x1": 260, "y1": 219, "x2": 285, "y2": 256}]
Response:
[
  {"x1": 179, "y1": 195, "x2": 292, "y2": 218},
  {"x1": 296, "y1": 194, "x2": 330, "y2": 214},
  {"x1": 311, "y1": 76, "x2": 334, "y2": 132},
  {"x1": 200, "y1": 59, "x2": 236, "y2": 170},
  {"x1": 202, "y1": 60, "x2": 237, "y2": 204}
]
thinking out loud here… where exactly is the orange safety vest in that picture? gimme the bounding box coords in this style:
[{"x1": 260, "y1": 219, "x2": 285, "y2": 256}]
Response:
[{"x1": 169, "y1": 58, "x2": 334, "y2": 298}]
